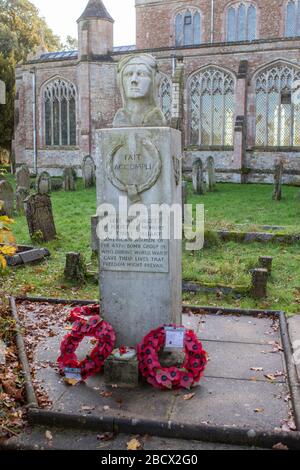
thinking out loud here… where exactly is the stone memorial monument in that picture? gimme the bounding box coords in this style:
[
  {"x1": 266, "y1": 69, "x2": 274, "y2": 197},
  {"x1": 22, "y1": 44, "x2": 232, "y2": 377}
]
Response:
[
  {"x1": 25, "y1": 194, "x2": 56, "y2": 242},
  {"x1": 37, "y1": 171, "x2": 51, "y2": 195},
  {"x1": 192, "y1": 158, "x2": 206, "y2": 195},
  {"x1": 206, "y1": 156, "x2": 216, "y2": 191},
  {"x1": 16, "y1": 164, "x2": 30, "y2": 192},
  {"x1": 63, "y1": 167, "x2": 76, "y2": 191},
  {"x1": 16, "y1": 187, "x2": 29, "y2": 215},
  {"x1": 95, "y1": 54, "x2": 182, "y2": 347},
  {"x1": 82, "y1": 155, "x2": 96, "y2": 188},
  {"x1": 0, "y1": 180, "x2": 14, "y2": 217}
]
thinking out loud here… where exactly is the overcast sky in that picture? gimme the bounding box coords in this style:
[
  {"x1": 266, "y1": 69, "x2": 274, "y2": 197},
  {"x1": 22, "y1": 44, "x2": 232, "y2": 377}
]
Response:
[{"x1": 31, "y1": 0, "x2": 136, "y2": 47}]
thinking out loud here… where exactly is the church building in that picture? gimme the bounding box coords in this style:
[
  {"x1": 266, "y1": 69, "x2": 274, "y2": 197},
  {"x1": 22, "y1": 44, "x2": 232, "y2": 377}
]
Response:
[{"x1": 14, "y1": 0, "x2": 300, "y2": 183}]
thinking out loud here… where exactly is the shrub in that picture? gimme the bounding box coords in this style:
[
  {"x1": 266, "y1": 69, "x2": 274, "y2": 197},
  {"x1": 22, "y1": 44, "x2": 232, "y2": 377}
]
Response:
[{"x1": 0, "y1": 202, "x2": 16, "y2": 271}]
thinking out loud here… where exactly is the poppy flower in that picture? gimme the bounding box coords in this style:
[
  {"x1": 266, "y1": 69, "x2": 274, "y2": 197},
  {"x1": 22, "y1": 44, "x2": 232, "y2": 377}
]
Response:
[
  {"x1": 168, "y1": 367, "x2": 181, "y2": 383},
  {"x1": 179, "y1": 372, "x2": 194, "y2": 389}
]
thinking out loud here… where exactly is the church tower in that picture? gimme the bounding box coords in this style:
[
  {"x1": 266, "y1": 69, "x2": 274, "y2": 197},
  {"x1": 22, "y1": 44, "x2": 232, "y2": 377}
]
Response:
[{"x1": 77, "y1": 0, "x2": 114, "y2": 58}]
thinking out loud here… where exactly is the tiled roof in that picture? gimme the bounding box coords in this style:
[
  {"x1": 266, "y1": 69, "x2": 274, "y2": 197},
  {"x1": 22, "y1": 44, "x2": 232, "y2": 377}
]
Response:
[
  {"x1": 78, "y1": 0, "x2": 113, "y2": 22},
  {"x1": 38, "y1": 45, "x2": 136, "y2": 62}
]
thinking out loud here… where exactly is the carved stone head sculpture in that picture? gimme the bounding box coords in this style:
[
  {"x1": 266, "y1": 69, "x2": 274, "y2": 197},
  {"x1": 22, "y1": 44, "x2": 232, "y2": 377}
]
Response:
[{"x1": 113, "y1": 54, "x2": 167, "y2": 128}]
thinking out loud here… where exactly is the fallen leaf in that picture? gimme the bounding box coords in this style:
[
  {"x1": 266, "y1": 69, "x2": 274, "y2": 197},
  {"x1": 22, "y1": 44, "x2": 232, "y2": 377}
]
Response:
[
  {"x1": 254, "y1": 408, "x2": 264, "y2": 413},
  {"x1": 64, "y1": 377, "x2": 80, "y2": 386},
  {"x1": 272, "y1": 443, "x2": 289, "y2": 451},
  {"x1": 97, "y1": 433, "x2": 115, "y2": 442},
  {"x1": 264, "y1": 374, "x2": 276, "y2": 381},
  {"x1": 127, "y1": 438, "x2": 142, "y2": 451},
  {"x1": 81, "y1": 406, "x2": 95, "y2": 412},
  {"x1": 100, "y1": 391, "x2": 113, "y2": 398},
  {"x1": 183, "y1": 393, "x2": 195, "y2": 401},
  {"x1": 250, "y1": 367, "x2": 263, "y2": 372},
  {"x1": 45, "y1": 430, "x2": 53, "y2": 441},
  {"x1": 1, "y1": 380, "x2": 23, "y2": 402}
]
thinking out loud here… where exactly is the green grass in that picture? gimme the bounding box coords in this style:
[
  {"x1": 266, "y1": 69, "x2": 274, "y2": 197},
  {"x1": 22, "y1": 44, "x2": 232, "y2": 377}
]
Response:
[
  {"x1": 187, "y1": 182, "x2": 300, "y2": 232},
  {"x1": 1, "y1": 181, "x2": 300, "y2": 315}
]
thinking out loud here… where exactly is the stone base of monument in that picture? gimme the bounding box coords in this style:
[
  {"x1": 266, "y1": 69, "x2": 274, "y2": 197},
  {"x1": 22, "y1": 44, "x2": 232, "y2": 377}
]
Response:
[{"x1": 104, "y1": 348, "x2": 139, "y2": 388}]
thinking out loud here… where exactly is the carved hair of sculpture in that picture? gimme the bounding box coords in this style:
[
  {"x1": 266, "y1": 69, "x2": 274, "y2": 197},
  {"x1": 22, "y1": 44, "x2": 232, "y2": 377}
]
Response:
[{"x1": 113, "y1": 53, "x2": 167, "y2": 128}]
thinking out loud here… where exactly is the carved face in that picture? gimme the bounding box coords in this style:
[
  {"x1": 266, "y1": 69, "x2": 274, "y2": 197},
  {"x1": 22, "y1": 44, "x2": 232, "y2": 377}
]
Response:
[{"x1": 122, "y1": 63, "x2": 152, "y2": 100}]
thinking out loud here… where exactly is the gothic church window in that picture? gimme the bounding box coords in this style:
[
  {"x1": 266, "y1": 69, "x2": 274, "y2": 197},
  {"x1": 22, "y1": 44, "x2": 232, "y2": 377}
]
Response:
[
  {"x1": 255, "y1": 63, "x2": 300, "y2": 147},
  {"x1": 159, "y1": 76, "x2": 172, "y2": 123},
  {"x1": 285, "y1": 0, "x2": 300, "y2": 37},
  {"x1": 227, "y1": 3, "x2": 257, "y2": 42},
  {"x1": 43, "y1": 78, "x2": 77, "y2": 147},
  {"x1": 175, "y1": 10, "x2": 201, "y2": 46},
  {"x1": 189, "y1": 67, "x2": 235, "y2": 146}
]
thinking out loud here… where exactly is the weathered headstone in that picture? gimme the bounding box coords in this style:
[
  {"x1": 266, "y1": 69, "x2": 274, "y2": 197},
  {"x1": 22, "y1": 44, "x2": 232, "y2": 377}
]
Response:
[
  {"x1": 82, "y1": 155, "x2": 96, "y2": 188},
  {"x1": 192, "y1": 158, "x2": 206, "y2": 195},
  {"x1": 0, "y1": 180, "x2": 14, "y2": 217},
  {"x1": 37, "y1": 171, "x2": 51, "y2": 195},
  {"x1": 25, "y1": 194, "x2": 56, "y2": 242},
  {"x1": 63, "y1": 167, "x2": 76, "y2": 191},
  {"x1": 95, "y1": 54, "x2": 182, "y2": 347},
  {"x1": 64, "y1": 252, "x2": 86, "y2": 283},
  {"x1": 206, "y1": 156, "x2": 217, "y2": 191},
  {"x1": 273, "y1": 160, "x2": 284, "y2": 201},
  {"x1": 251, "y1": 268, "x2": 268, "y2": 299},
  {"x1": 16, "y1": 187, "x2": 29, "y2": 215},
  {"x1": 16, "y1": 164, "x2": 30, "y2": 192}
]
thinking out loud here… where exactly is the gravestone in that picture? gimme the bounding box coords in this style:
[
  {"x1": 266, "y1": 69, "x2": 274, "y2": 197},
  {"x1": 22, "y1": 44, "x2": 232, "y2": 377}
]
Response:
[
  {"x1": 95, "y1": 54, "x2": 182, "y2": 347},
  {"x1": 16, "y1": 164, "x2": 30, "y2": 192},
  {"x1": 206, "y1": 156, "x2": 217, "y2": 191},
  {"x1": 16, "y1": 187, "x2": 29, "y2": 215},
  {"x1": 0, "y1": 180, "x2": 14, "y2": 217},
  {"x1": 91, "y1": 214, "x2": 99, "y2": 253},
  {"x1": 251, "y1": 268, "x2": 268, "y2": 299},
  {"x1": 37, "y1": 171, "x2": 51, "y2": 195},
  {"x1": 273, "y1": 160, "x2": 284, "y2": 201},
  {"x1": 82, "y1": 155, "x2": 96, "y2": 188},
  {"x1": 192, "y1": 158, "x2": 206, "y2": 195},
  {"x1": 63, "y1": 167, "x2": 76, "y2": 191},
  {"x1": 25, "y1": 194, "x2": 56, "y2": 242}
]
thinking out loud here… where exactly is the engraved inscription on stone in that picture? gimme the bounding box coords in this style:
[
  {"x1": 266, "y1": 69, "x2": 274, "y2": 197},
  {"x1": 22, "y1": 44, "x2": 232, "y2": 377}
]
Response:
[
  {"x1": 106, "y1": 134, "x2": 162, "y2": 202},
  {"x1": 100, "y1": 239, "x2": 169, "y2": 273}
]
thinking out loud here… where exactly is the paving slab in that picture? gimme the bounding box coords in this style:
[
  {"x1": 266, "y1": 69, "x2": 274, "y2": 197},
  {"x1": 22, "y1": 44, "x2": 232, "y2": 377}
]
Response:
[
  {"x1": 196, "y1": 314, "x2": 280, "y2": 344},
  {"x1": 4, "y1": 426, "x2": 258, "y2": 451},
  {"x1": 171, "y1": 378, "x2": 290, "y2": 431},
  {"x1": 203, "y1": 340, "x2": 286, "y2": 383}
]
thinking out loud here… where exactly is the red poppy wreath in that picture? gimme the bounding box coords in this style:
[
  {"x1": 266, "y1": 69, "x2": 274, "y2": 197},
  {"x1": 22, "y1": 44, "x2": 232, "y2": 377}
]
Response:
[
  {"x1": 57, "y1": 305, "x2": 116, "y2": 381},
  {"x1": 137, "y1": 325, "x2": 207, "y2": 390}
]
